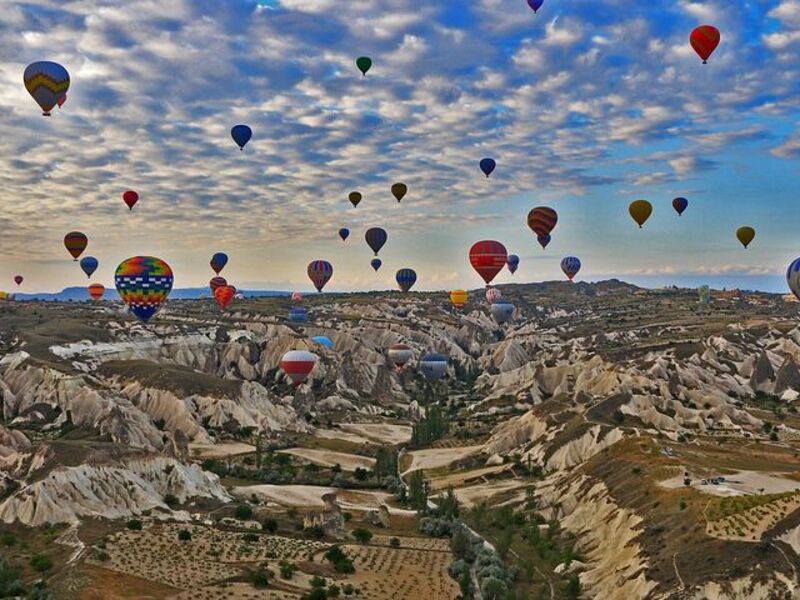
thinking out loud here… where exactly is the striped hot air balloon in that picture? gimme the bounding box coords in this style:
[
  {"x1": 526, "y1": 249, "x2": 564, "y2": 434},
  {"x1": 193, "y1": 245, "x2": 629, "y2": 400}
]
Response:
[
  {"x1": 486, "y1": 288, "x2": 502, "y2": 305},
  {"x1": 288, "y1": 307, "x2": 309, "y2": 323},
  {"x1": 365, "y1": 227, "x2": 388, "y2": 255},
  {"x1": 64, "y1": 232, "x2": 88, "y2": 261},
  {"x1": 281, "y1": 350, "x2": 317, "y2": 387},
  {"x1": 214, "y1": 285, "x2": 235, "y2": 310},
  {"x1": 469, "y1": 240, "x2": 507, "y2": 286},
  {"x1": 388, "y1": 343, "x2": 414, "y2": 370},
  {"x1": 561, "y1": 256, "x2": 582, "y2": 281},
  {"x1": 24, "y1": 61, "x2": 70, "y2": 116},
  {"x1": 396, "y1": 268, "x2": 417, "y2": 293},
  {"x1": 527, "y1": 207, "x2": 558, "y2": 238},
  {"x1": 450, "y1": 289, "x2": 468, "y2": 310},
  {"x1": 114, "y1": 256, "x2": 173, "y2": 322},
  {"x1": 88, "y1": 283, "x2": 105, "y2": 301},
  {"x1": 308, "y1": 260, "x2": 333, "y2": 292},
  {"x1": 420, "y1": 353, "x2": 448, "y2": 381},
  {"x1": 210, "y1": 276, "x2": 227, "y2": 293}
]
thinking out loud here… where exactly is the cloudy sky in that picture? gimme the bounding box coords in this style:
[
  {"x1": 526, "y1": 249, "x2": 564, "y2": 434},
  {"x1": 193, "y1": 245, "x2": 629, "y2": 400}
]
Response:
[{"x1": 2, "y1": 0, "x2": 799, "y2": 294}]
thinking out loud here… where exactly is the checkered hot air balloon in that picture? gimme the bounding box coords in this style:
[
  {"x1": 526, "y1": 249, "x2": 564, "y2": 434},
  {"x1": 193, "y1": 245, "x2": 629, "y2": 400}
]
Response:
[{"x1": 114, "y1": 256, "x2": 174, "y2": 322}]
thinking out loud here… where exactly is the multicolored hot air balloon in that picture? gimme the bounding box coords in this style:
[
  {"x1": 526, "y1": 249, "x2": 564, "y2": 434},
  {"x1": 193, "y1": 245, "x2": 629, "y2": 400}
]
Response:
[
  {"x1": 64, "y1": 232, "x2": 88, "y2": 261},
  {"x1": 561, "y1": 256, "x2": 581, "y2": 281},
  {"x1": 371, "y1": 258, "x2": 382, "y2": 272},
  {"x1": 231, "y1": 124, "x2": 252, "y2": 150},
  {"x1": 479, "y1": 158, "x2": 496, "y2": 178},
  {"x1": 365, "y1": 227, "x2": 388, "y2": 255},
  {"x1": 57, "y1": 94, "x2": 66, "y2": 108},
  {"x1": 737, "y1": 226, "x2": 755, "y2": 249},
  {"x1": 690, "y1": 25, "x2": 721, "y2": 64},
  {"x1": 629, "y1": 200, "x2": 653, "y2": 228},
  {"x1": 787, "y1": 258, "x2": 800, "y2": 301},
  {"x1": 209, "y1": 277, "x2": 227, "y2": 294},
  {"x1": 450, "y1": 289, "x2": 468, "y2": 310},
  {"x1": 356, "y1": 56, "x2": 372, "y2": 76},
  {"x1": 210, "y1": 252, "x2": 228, "y2": 275},
  {"x1": 391, "y1": 183, "x2": 407, "y2": 202},
  {"x1": 469, "y1": 240, "x2": 508, "y2": 286},
  {"x1": 538, "y1": 234, "x2": 551, "y2": 249},
  {"x1": 114, "y1": 256, "x2": 173, "y2": 322},
  {"x1": 507, "y1": 255, "x2": 519, "y2": 274},
  {"x1": 308, "y1": 260, "x2": 333, "y2": 292},
  {"x1": 88, "y1": 283, "x2": 105, "y2": 301},
  {"x1": 527, "y1": 0, "x2": 544, "y2": 12},
  {"x1": 24, "y1": 61, "x2": 70, "y2": 116},
  {"x1": 527, "y1": 207, "x2": 558, "y2": 238},
  {"x1": 672, "y1": 197, "x2": 688, "y2": 216},
  {"x1": 214, "y1": 285, "x2": 235, "y2": 310},
  {"x1": 396, "y1": 268, "x2": 417, "y2": 293},
  {"x1": 388, "y1": 343, "x2": 413, "y2": 370},
  {"x1": 349, "y1": 191, "x2": 362, "y2": 207},
  {"x1": 292, "y1": 291, "x2": 303, "y2": 303},
  {"x1": 486, "y1": 288, "x2": 502, "y2": 305},
  {"x1": 312, "y1": 336, "x2": 334, "y2": 349},
  {"x1": 491, "y1": 299, "x2": 514, "y2": 325},
  {"x1": 288, "y1": 307, "x2": 308, "y2": 323},
  {"x1": 281, "y1": 350, "x2": 317, "y2": 387},
  {"x1": 80, "y1": 256, "x2": 98, "y2": 278},
  {"x1": 420, "y1": 353, "x2": 448, "y2": 381},
  {"x1": 123, "y1": 190, "x2": 139, "y2": 211},
  {"x1": 0, "y1": 292, "x2": 16, "y2": 302},
  {"x1": 339, "y1": 227, "x2": 350, "y2": 242}
]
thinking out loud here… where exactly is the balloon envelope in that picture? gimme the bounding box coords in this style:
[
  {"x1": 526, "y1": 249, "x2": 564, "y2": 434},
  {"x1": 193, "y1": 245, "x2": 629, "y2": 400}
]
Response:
[
  {"x1": 88, "y1": 283, "x2": 105, "y2": 301},
  {"x1": 210, "y1": 252, "x2": 228, "y2": 275},
  {"x1": 312, "y1": 336, "x2": 334, "y2": 349},
  {"x1": 391, "y1": 183, "x2": 407, "y2": 202},
  {"x1": 64, "y1": 232, "x2": 88, "y2": 261},
  {"x1": 537, "y1": 234, "x2": 551, "y2": 249},
  {"x1": 737, "y1": 226, "x2": 755, "y2": 248},
  {"x1": 450, "y1": 289, "x2": 468, "y2": 309},
  {"x1": 210, "y1": 276, "x2": 227, "y2": 293},
  {"x1": 672, "y1": 197, "x2": 688, "y2": 216},
  {"x1": 349, "y1": 191, "x2": 362, "y2": 207},
  {"x1": 356, "y1": 56, "x2": 372, "y2": 76},
  {"x1": 115, "y1": 256, "x2": 173, "y2": 322},
  {"x1": 527, "y1": 0, "x2": 544, "y2": 12},
  {"x1": 787, "y1": 258, "x2": 800, "y2": 301},
  {"x1": 214, "y1": 285, "x2": 235, "y2": 310},
  {"x1": 291, "y1": 291, "x2": 303, "y2": 303},
  {"x1": 281, "y1": 350, "x2": 317, "y2": 387},
  {"x1": 308, "y1": 260, "x2": 333, "y2": 292},
  {"x1": 13, "y1": 276, "x2": 22, "y2": 286},
  {"x1": 486, "y1": 288, "x2": 502, "y2": 305},
  {"x1": 365, "y1": 227, "x2": 388, "y2": 255},
  {"x1": 690, "y1": 25, "x2": 721, "y2": 63},
  {"x1": 479, "y1": 158, "x2": 496, "y2": 178},
  {"x1": 371, "y1": 258, "x2": 382, "y2": 272},
  {"x1": 123, "y1": 190, "x2": 139, "y2": 210},
  {"x1": 629, "y1": 200, "x2": 653, "y2": 228},
  {"x1": 528, "y1": 207, "x2": 558, "y2": 237},
  {"x1": 0, "y1": 292, "x2": 16, "y2": 301},
  {"x1": 420, "y1": 353, "x2": 448, "y2": 381},
  {"x1": 24, "y1": 61, "x2": 70, "y2": 116},
  {"x1": 339, "y1": 227, "x2": 350, "y2": 241},
  {"x1": 388, "y1": 343, "x2": 414, "y2": 369},
  {"x1": 396, "y1": 268, "x2": 417, "y2": 293},
  {"x1": 231, "y1": 124, "x2": 252, "y2": 150},
  {"x1": 288, "y1": 307, "x2": 308, "y2": 323},
  {"x1": 507, "y1": 255, "x2": 519, "y2": 274},
  {"x1": 469, "y1": 240, "x2": 508, "y2": 285},
  {"x1": 491, "y1": 300, "x2": 514, "y2": 324},
  {"x1": 80, "y1": 256, "x2": 98, "y2": 278},
  {"x1": 561, "y1": 256, "x2": 581, "y2": 280}
]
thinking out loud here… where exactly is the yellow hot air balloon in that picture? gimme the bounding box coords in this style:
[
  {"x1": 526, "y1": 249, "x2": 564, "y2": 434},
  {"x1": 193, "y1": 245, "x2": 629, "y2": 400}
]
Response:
[
  {"x1": 737, "y1": 226, "x2": 755, "y2": 249},
  {"x1": 450, "y1": 289, "x2": 468, "y2": 310},
  {"x1": 629, "y1": 200, "x2": 653, "y2": 228}
]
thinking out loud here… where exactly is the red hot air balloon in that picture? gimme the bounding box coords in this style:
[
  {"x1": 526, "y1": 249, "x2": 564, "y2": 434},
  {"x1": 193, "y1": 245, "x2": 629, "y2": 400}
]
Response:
[
  {"x1": 210, "y1": 276, "x2": 227, "y2": 293},
  {"x1": 214, "y1": 285, "x2": 235, "y2": 310},
  {"x1": 690, "y1": 25, "x2": 720, "y2": 64},
  {"x1": 292, "y1": 291, "x2": 303, "y2": 303},
  {"x1": 469, "y1": 241, "x2": 508, "y2": 286},
  {"x1": 88, "y1": 283, "x2": 105, "y2": 300},
  {"x1": 281, "y1": 350, "x2": 317, "y2": 387},
  {"x1": 13, "y1": 276, "x2": 23, "y2": 286},
  {"x1": 527, "y1": 207, "x2": 558, "y2": 238},
  {"x1": 122, "y1": 190, "x2": 139, "y2": 210},
  {"x1": 64, "y1": 232, "x2": 88, "y2": 261}
]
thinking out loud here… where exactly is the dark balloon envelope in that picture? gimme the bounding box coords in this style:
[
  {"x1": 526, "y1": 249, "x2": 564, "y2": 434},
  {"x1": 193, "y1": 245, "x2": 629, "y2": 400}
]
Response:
[
  {"x1": 391, "y1": 183, "x2": 407, "y2": 202},
  {"x1": 479, "y1": 158, "x2": 496, "y2": 178},
  {"x1": 356, "y1": 56, "x2": 372, "y2": 76},
  {"x1": 80, "y1": 256, "x2": 99, "y2": 278},
  {"x1": 371, "y1": 258, "x2": 382, "y2": 272},
  {"x1": 308, "y1": 260, "x2": 333, "y2": 292},
  {"x1": 122, "y1": 190, "x2": 139, "y2": 210},
  {"x1": 365, "y1": 227, "x2": 388, "y2": 255},
  {"x1": 396, "y1": 268, "x2": 417, "y2": 292},
  {"x1": 690, "y1": 25, "x2": 720, "y2": 64},
  {"x1": 672, "y1": 197, "x2": 688, "y2": 216},
  {"x1": 210, "y1": 252, "x2": 228, "y2": 275},
  {"x1": 339, "y1": 227, "x2": 350, "y2": 242},
  {"x1": 231, "y1": 124, "x2": 252, "y2": 150},
  {"x1": 64, "y1": 232, "x2": 88, "y2": 261}
]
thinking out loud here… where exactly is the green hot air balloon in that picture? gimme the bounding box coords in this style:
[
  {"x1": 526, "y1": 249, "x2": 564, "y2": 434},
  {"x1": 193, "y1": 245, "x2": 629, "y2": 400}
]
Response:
[{"x1": 356, "y1": 56, "x2": 372, "y2": 76}]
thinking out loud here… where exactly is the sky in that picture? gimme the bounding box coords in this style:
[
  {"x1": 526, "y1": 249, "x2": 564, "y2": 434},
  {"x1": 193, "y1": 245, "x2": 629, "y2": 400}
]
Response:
[{"x1": 1, "y1": 0, "x2": 800, "y2": 294}]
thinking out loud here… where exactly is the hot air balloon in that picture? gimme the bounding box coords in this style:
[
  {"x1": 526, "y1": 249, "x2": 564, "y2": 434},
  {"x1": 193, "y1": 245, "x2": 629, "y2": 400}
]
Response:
[
  {"x1": 0, "y1": 292, "x2": 16, "y2": 301},
  {"x1": 420, "y1": 353, "x2": 448, "y2": 381},
  {"x1": 479, "y1": 158, "x2": 496, "y2": 178},
  {"x1": 391, "y1": 183, "x2": 407, "y2": 202},
  {"x1": 57, "y1": 94, "x2": 66, "y2": 108},
  {"x1": 538, "y1": 234, "x2": 551, "y2": 249},
  {"x1": 210, "y1": 252, "x2": 228, "y2": 275},
  {"x1": 349, "y1": 191, "x2": 362, "y2": 207},
  {"x1": 123, "y1": 190, "x2": 139, "y2": 211},
  {"x1": 80, "y1": 256, "x2": 98, "y2": 278},
  {"x1": 114, "y1": 256, "x2": 173, "y2": 322},
  {"x1": 787, "y1": 258, "x2": 800, "y2": 301},
  {"x1": 388, "y1": 343, "x2": 414, "y2": 369},
  {"x1": 737, "y1": 226, "x2": 755, "y2": 249},
  {"x1": 214, "y1": 285, "x2": 235, "y2": 310},
  {"x1": 486, "y1": 288, "x2": 502, "y2": 305},
  {"x1": 281, "y1": 350, "x2": 317, "y2": 387},
  {"x1": 672, "y1": 197, "x2": 688, "y2": 216},
  {"x1": 527, "y1": 207, "x2": 558, "y2": 238},
  {"x1": 561, "y1": 256, "x2": 581, "y2": 281},
  {"x1": 365, "y1": 227, "x2": 388, "y2": 255},
  {"x1": 450, "y1": 289, "x2": 468, "y2": 310},
  {"x1": 356, "y1": 56, "x2": 372, "y2": 76},
  {"x1": 339, "y1": 227, "x2": 350, "y2": 242},
  {"x1": 210, "y1": 277, "x2": 227, "y2": 293},
  {"x1": 507, "y1": 255, "x2": 519, "y2": 274},
  {"x1": 371, "y1": 258, "x2": 382, "y2": 272},
  {"x1": 690, "y1": 25, "x2": 721, "y2": 64},
  {"x1": 527, "y1": 0, "x2": 544, "y2": 12},
  {"x1": 312, "y1": 336, "x2": 334, "y2": 349},
  {"x1": 23, "y1": 61, "x2": 70, "y2": 116},
  {"x1": 629, "y1": 200, "x2": 653, "y2": 228},
  {"x1": 88, "y1": 283, "x2": 105, "y2": 301},
  {"x1": 231, "y1": 124, "x2": 252, "y2": 150},
  {"x1": 469, "y1": 240, "x2": 508, "y2": 285},
  {"x1": 396, "y1": 268, "x2": 417, "y2": 293},
  {"x1": 64, "y1": 232, "x2": 88, "y2": 261},
  {"x1": 491, "y1": 299, "x2": 514, "y2": 325},
  {"x1": 292, "y1": 291, "x2": 303, "y2": 303},
  {"x1": 308, "y1": 260, "x2": 333, "y2": 292},
  {"x1": 288, "y1": 307, "x2": 308, "y2": 323}
]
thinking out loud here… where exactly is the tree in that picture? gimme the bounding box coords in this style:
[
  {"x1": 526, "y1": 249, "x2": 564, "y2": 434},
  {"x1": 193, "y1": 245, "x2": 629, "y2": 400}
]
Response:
[
  {"x1": 390, "y1": 537, "x2": 401, "y2": 548},
  {"x1": 249, "y1": 563, "x2": 270, "y2": 588},
  {"x1": 327, "y1": 584, "x2": 341, "y2": 597},
  {"x1": 262, "y1": 518, "x2": 278, "y2": 533},
  {"x1": 352, "y1": 528, "x2": 373, "y2": 544},
  {"x1": 408, "y1": 470, "x2": 428, "y2": 511},
  {"x1": 353, "y1": 467, "x2": 369, "y2": 481},
  {"x1": 235, "y1": 504, "x2": 253, "y2": 520},
  {"x1": 374, "y1": 447, "x2": 399, "y2": 479},
  {"x1": 280, "y1": 561, "x2": 298, "y2": 579},
  {"x1": 564, "y1": 574, "x2": 581, "y2": 599},
  {"x1": 30, "y1": 555, "x2": 53, "y2": 573},
  {"x1": 164, "y1": 493, "x2": 179, "y2": 508},
  {"x1": 126, "y1": 519, "x2": 143, "y2": 531},
  {"x1": 177, "y1": 529, "x2": 191, "y2": 541}
]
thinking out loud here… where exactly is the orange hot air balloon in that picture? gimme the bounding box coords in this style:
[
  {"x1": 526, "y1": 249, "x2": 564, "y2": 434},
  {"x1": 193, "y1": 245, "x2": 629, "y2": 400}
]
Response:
[
  {"x1": 88, "y1": 283, "x2": 105, "y2": 300},
  {"x1": 629, "y1": 200, "x2": 653, "y2": 228},
  {"x1": 214, "y1": 285, "x2": 235, "y2": 310},
  {"x1": 450, "y1": 290, "x2": 468, "y2": 310},
  {"x1": 736, "y1": 226, "x2": 755, "y2": 249}
]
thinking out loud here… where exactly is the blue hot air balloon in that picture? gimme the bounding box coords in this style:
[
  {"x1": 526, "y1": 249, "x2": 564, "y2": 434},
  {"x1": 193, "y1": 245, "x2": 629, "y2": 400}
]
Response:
[
  {"x1": 371, "y1": 258, "x2": 382, "y2": 272},
  {"x1": 491, "y1": 299, "x2": 515, "y2": 324},
  {"x1": 527, "y1": 0, "x2": 544, "y2": 13},
  {"x1": 365, "y1": 227, "x2": 388, "y2": 255},
  {"x1": 288, "y1": 307, "x2": 308, "y2": 323},
  {"x1": 339, "y1": 227, "x2": 350, "y2": 242},
  {"x1": 672, "y1": 197, "x2": 689, "y2": 216},
  {"x1": 396, "y1": 268, "x2": 417, "y2": 292},
  {"x1": 312, "y1": 335, "x2": 334, "y2": 349},
  {"x1": 479, "y1": 158, "x2": 496, "y2": 178},
  {"x1": 24, "y1": 61, "x2": 70, "y2": 116},
  {"x1": 507, "y1": 254, "x2": 519, "y2": 274},
  {"x1": 80, "y1": 256, "x2": 99, "y2": 279},
  {"x1": 231, "y1": 124, "x2": 252, "y2": 150},
  {"x1": 420, "y1": 353, "x2": 448, "y2": 381},
  {"x1": 537, "y1": 234, "x2": 551, "y2": 249},
  {"x1": 210, "y1": 252, "x2": 228, "y2": 275},
  {"x1": 561, "y1": 256, "x2": 581, "y2": 281}
]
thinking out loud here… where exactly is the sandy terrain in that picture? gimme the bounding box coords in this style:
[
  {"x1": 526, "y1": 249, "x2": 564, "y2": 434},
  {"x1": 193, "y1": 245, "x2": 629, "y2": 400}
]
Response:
[
  {"x1": 402, "y1": 445, "x2": 483, "y2": 475},
  {"x1": 660, "y1": 470, "x2": 800, "y2": 497},
  {"x1": 427, "y1": 464, "x2": 512, "y2": 491},
  {"x1": 706, "y1": 493, "x2": 800, "y2": 542},
  {"x1": 341, "y1": 423, "x2": 413, "y2": 445},
  {"x1": 278, "y1": 447, "x2": 376, "y2": 471},
  {"x1": 189, "y1": 441, "x2": 255, "y2": 459},
  {"x1": 444, "y1": 480, "x2": 526, "y2": 509},
  {"x1": 232, "y1": 484, "x2": 395, "y2": 511}
]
